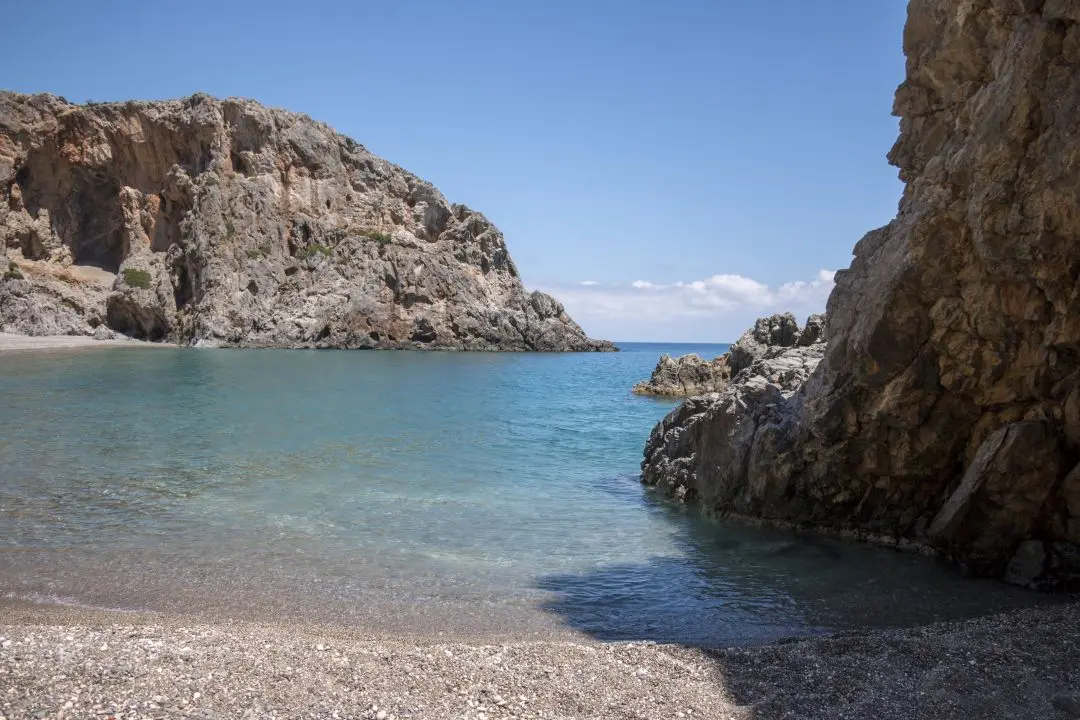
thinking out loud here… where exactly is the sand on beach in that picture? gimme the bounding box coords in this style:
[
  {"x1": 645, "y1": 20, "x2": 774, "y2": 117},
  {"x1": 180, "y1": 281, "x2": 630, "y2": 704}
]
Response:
[
  {"x1": 1, "y1": 600, "x2": 1077, "y2": 720},
  {"x1": 0, "y1": 333, "x2": 162, "y2": 352}
]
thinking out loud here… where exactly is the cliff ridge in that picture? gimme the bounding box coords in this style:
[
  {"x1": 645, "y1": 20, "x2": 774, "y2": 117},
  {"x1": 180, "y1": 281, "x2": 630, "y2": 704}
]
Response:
[{"x1": 0, "y1": 92, "x2": 613, "y2": 351}]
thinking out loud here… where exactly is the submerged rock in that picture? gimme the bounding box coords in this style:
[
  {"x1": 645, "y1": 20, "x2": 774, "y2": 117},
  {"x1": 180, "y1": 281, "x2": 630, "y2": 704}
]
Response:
[
  {"x1": 641, "y1": 0, "x2": 1080, "y2": 589},
  {"x1": 0, "y1": 93, "x2": 613, "y2": 351}
]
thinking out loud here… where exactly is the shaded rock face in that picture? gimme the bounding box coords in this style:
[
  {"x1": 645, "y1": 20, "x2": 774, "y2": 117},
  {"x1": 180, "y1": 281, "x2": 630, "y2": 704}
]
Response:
[
  {"x1": 632, "y1": 312, "x2": 824, "y2": 397},
  {"x1": 0, "y1": 93, "x2": 613, "y2": 351},
  {"x1": 643, "y1": 318, "x2": 827, "y2": 503},
  {"x1": 642, "y1": 0, "x2": 1080, "y2": 588}
]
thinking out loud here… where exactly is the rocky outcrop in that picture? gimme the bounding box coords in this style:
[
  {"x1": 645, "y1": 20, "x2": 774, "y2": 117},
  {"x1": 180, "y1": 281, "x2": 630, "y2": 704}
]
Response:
[
  {"x1": 0, "y1": 93, "x2": 613, "y2": 351},
  {"x1": 642, "y1": 0, "x2": 1080, "y2": 589},
  {"x1": 643, "y1": 318, "x2": 827, "y2": 501},
  {"x1": 727, "y1": 313, "x2": 802, "y2": 376},
  {"x1": 634, "y1": 354, "x2": 733, "y2": 397},
  {"x1": 632, "y1": 312, "x2": 823, "y2": 396}
]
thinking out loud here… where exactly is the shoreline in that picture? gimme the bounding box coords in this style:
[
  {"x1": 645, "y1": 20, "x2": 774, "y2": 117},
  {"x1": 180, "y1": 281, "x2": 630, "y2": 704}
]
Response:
[
  {"x1": 1, "y1": 598, "x2": 1077, "y2": 719},
  {"x1": 0, "y1": 332, "x2": 627, "y2": 353},
  {"x1": 0, "y1": 332, "x2": 167, "y2": 353}
]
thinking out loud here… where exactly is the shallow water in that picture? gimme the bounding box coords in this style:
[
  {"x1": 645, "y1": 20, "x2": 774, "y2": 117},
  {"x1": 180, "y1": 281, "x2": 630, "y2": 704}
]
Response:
[{"x1": 0, "y1": 344, "x2": 1048, "y2": 646}]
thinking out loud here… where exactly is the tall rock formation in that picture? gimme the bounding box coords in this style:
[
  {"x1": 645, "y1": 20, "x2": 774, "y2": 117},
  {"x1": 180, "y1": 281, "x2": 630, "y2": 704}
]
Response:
[
  {"x1": 642, "y1": 0, "x2": 1080, "y2": 589},
  {"x1": 0, "y1": 93, "x2": 613, "y2": 351}
]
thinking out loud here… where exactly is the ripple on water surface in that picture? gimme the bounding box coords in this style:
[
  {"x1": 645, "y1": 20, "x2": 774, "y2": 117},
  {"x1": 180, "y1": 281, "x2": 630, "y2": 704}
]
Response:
[{"x1": 0, "y1": 344, "x2": 1053, "y2": 646}]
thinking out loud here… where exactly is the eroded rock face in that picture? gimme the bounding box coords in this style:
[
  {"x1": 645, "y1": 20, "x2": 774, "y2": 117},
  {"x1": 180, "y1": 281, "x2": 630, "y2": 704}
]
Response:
[
  {"x1": 642, "y1": 0, "x2": 1080, "y2": 588},
  {"x1": 0, "y1": 93, "x2": 613, "y2": 351},
  {"x1": 633, "y1": 354, "x2": 733, "y2": 397},
  {"x1": 728, "y1": 312, "x2": 801, "y2": 376},
  {"x1": 643, "y1": 319, "x2": 827, "y2": 504},
  {"x1": 632, "y1": 312, "x2": 822, "y2": 397}
]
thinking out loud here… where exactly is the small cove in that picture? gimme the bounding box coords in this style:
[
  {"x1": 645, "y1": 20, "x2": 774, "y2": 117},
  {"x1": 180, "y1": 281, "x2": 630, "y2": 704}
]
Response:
[{"x1": 0, "y1": 344, "x2": 1051, "y2": 646}]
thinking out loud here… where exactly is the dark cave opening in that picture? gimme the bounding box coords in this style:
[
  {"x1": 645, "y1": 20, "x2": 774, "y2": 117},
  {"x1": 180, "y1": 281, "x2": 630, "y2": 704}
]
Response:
[
  {"x1": 230, "y1": 151, "x2": 248, "y2": 175},
  {"x1": 173, "y1": 258, "x2": 194, "y2": 310},
  {"x1": 69, "y1": 173, "x2": 126, "y2": 273}
]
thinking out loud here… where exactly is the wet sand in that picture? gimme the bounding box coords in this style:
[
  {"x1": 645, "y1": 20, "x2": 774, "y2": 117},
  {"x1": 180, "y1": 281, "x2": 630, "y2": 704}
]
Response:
[{"x1": 1, "y1": 599, "x2": 1077, "y2": 719}]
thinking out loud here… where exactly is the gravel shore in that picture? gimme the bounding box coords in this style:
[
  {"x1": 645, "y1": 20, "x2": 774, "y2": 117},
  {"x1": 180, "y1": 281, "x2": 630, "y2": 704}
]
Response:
[
  {"x1": 1, "y1": 601, "x2": 1077, "y2": 719},
  {"x1": 0, "y1": 333, "x2": 159, "y2": 352}
]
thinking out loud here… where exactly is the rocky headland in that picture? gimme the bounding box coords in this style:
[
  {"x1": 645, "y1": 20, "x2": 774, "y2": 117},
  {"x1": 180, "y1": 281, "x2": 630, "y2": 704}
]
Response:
[
  {"x1": 0, "y1": 93, "x2": 612, "y2": 351},
  {"x1": 632, "y1": 313, "x2": 825, "y2": 397},
  {"x1": 641, "y1": 0, "x2": 1080, "y2": 590}
]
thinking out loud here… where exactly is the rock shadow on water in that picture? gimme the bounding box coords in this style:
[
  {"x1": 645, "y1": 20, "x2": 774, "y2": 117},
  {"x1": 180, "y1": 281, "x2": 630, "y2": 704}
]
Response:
[{"x1": 534, "y1": 492, "x2": 1058, "y2": 649}]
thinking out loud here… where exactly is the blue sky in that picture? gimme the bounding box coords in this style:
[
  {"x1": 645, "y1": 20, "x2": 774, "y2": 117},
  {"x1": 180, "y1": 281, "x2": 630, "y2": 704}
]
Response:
[{"x1": 3, "y1": 1, "x2": 908, "y2": 341}]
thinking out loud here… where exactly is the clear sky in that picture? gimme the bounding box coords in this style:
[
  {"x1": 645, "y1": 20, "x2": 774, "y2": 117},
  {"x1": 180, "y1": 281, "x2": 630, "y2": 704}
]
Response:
[{"x1": 3, "y1": 1, "x2": 909, "y2": 342}]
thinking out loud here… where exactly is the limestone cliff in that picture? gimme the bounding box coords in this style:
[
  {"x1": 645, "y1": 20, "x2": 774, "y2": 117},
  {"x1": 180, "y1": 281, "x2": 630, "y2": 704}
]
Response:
[
  {"x1": 642, "y1": 0, "x2": 1080, "y2": 588},
  {"x1": 0, "y1": 93, "x2": 613, "y2": 351}
]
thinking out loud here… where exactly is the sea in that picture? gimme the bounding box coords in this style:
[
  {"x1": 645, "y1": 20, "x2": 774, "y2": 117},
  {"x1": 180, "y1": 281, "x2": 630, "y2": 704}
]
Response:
[{"x1": 0, "y1": 342, "x2": 1047, "y2": 646}]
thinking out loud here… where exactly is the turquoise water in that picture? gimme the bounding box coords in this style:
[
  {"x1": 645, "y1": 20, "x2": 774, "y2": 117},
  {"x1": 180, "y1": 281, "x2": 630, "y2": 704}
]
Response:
[{"x1": 0, "y1": 343, "x2": 1046, "y2": 645}]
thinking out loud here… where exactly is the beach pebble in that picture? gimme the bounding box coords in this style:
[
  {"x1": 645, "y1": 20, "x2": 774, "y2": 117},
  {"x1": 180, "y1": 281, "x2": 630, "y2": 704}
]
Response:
[{"x1": 0, "y1": 604, "x2": 1074, "y2": 720}]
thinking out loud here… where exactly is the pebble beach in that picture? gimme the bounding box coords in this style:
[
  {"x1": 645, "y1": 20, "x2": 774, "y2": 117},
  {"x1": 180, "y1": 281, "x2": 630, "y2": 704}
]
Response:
[{"x1": 2, "y1": 601, "x2": 1077, "y2": 720}]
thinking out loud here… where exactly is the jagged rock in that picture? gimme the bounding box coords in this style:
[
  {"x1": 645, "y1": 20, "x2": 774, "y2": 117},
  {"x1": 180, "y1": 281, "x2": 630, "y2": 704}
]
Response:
[
  {"x1": 0, "y1": 93, "x2": 613, "y2": 351},
  {"x1": 640, "y1": 0, "x2": 1080, "y2": 589},
  {"x1": 0, "y1": 259, "x2": 111, "y2": 336},
  {"x1": 642, "y1": 326, "x2": 826, "y2": 505},
  {"x1": 106, "y1": 257, "x2": 177, "y2": 341},
  {"x1": 797, "y1": 313, "x2": 826, "y2": 347},
  {"x1": 728, "y1": 312, "x2": 800, "y2": 375},
  {"x1": 633, "y1": 312, "x2": 812, "y2": 397},
  {"x1": 632, "y1": 354, "x2": 732, "y2": 396}
]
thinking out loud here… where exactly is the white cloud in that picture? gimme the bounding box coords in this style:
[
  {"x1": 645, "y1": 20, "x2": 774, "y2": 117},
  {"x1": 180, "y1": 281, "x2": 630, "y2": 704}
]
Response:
[
  {"x1": 579, "y1": 280, "x2": 600, "y2": 286},
  {"x1": 776, "y1": 269, "x2": 836, "y2": 303},
  {"x1": 538, "y1": 269, "x2": 836, "y2": 342}
]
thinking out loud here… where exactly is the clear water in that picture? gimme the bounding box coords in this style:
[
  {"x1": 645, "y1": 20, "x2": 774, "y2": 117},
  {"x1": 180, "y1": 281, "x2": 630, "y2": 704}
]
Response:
[{"x1": 0, "y1": 344, "x2": 1049, "y2": 646}]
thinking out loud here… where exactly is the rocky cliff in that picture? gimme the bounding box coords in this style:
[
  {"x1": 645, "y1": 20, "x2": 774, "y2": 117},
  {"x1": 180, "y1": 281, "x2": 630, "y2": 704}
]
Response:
[
  {"x1": 644, "y1": 319, "x2": 827, "y2": 503},
  {"x1": 632, "y1": 313, "x2": 823, "y2": 396},
  {"x1": 642, "y1": 0, "x2": 1080, "y2": 589},
  {"x1": 0, "y1": 93, "x2": 613, "y2": 351}
]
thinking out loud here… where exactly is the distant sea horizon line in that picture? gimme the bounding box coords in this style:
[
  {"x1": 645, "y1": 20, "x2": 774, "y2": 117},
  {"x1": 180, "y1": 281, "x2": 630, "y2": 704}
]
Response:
[{"x1": 612, "y1": 340, "x2": 733, "y2": 346}]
